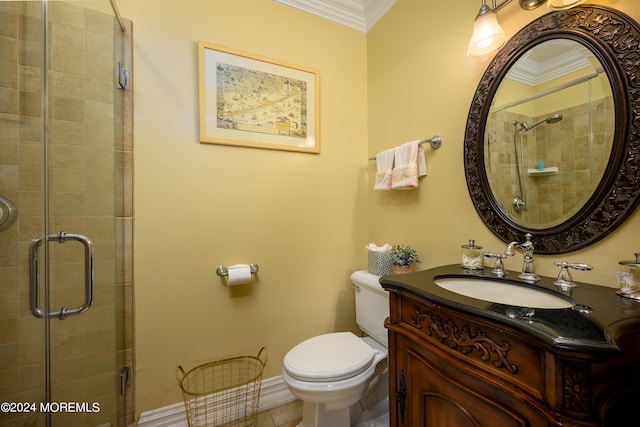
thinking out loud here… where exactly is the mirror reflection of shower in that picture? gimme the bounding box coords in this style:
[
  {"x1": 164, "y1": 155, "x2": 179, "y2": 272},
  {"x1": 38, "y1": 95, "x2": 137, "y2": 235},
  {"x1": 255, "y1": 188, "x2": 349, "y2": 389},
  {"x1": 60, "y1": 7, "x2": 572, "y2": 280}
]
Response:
[{"x1": 511, "y1": 114, "x2": 563, "y2": 212}]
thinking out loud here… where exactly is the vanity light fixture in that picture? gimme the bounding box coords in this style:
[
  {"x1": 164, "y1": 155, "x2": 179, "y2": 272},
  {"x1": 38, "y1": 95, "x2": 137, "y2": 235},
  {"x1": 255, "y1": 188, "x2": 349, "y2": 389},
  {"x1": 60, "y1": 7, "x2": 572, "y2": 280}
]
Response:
[
  {"x1": 520, "y1": 0, "x2": 546, "y2": 9},
  {"x1": 547, "y1": 0, "x2": 586, "y2": 9},
  {"x1": 467, "y1": 0, "x2": 549, "y2": 57},
  {"x1": 467, "y1": 0, "x2": 508, "y2": 57}
]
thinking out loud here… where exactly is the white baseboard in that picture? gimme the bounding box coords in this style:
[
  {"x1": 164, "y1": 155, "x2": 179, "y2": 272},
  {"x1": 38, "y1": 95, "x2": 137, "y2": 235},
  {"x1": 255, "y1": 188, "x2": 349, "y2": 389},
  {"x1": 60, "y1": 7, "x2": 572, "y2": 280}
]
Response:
[
  {"x1": 137, "y1": 375, "x2": 296, "y2": 427},
  {"x1": 257, "y1": 375, "x2": 298, "y2": 410}
]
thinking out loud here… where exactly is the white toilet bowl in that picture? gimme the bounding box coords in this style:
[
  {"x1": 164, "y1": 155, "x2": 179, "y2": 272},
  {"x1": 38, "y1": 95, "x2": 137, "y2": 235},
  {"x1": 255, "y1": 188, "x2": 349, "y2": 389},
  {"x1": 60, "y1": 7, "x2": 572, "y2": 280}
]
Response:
[
  {"x1": 282, "y1": 332, "x2": 388, "y2": 427},
  {"x1": 283, "y1": 271, "x2": 390, "y2": 427}
]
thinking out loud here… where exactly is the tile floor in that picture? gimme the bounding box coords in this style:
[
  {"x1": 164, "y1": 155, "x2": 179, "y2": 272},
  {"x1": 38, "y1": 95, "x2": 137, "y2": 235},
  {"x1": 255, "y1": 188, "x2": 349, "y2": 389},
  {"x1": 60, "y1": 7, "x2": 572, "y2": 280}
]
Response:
[{"x1": 256, "y1": 400, "x2": 303, "y2": 427}]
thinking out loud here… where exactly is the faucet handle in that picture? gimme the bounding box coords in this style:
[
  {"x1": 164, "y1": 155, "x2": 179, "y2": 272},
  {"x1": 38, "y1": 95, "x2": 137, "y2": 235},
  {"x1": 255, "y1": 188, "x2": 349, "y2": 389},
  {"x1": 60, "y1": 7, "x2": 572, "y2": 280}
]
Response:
[
  {"x1": 517, "y1": 233, "x2": 534, "y2": 252},
  {"x1": 484, "y1": 252, "x2": 509, "y2": 277},
  {"x1": 553, "y1": 261, "x2": 593, "y2": 288},
  {"x1": 517, "y1": 234, "x2": 539, "y2": 283}
]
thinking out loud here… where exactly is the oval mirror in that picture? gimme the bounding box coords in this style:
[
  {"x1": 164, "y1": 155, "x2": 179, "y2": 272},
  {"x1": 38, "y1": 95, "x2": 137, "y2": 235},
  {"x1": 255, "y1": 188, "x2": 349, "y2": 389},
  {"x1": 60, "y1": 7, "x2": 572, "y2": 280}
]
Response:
[
  {"x1": 464, "y1": 6, "x2": 640, "y2": 254},
  {"x1": 487, "y1": 39, "x2": 614, "y2": 230}
]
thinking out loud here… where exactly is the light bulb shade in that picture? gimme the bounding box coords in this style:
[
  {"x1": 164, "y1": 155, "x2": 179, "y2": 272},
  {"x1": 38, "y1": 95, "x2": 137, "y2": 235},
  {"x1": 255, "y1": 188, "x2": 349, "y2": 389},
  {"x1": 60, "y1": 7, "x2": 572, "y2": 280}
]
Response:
[
  {"x1": 547, "y1": 0, "x2": 587, "y2": 10},
  {"x1": 467, "y1": 11, "x2": 506, "y2": 56}
]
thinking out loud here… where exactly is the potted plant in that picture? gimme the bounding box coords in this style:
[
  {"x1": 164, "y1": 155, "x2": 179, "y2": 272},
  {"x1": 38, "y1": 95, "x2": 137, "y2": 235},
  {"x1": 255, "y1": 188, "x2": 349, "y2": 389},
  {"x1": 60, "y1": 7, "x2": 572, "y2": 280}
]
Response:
[{"x1": 389, "y1": 244, "x2": 420, "y2": 274}]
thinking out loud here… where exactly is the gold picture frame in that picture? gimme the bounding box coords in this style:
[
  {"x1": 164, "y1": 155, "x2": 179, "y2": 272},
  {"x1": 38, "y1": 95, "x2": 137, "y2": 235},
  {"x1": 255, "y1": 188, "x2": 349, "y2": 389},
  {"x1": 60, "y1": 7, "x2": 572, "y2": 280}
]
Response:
[{"x1": 198, "y1": 41, "x2": 320, "y2": 153}]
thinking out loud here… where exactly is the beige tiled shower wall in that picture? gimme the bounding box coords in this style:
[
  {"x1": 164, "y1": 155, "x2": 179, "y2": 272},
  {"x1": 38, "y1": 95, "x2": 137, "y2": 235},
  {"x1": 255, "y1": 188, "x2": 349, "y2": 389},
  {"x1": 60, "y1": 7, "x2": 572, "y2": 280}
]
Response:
[
  {"x1": 0, "y1": 1, "x2": 133, "y2": 426},
  {"x1": 486, "y1": 96, "x2": 614, "y2": 228}
]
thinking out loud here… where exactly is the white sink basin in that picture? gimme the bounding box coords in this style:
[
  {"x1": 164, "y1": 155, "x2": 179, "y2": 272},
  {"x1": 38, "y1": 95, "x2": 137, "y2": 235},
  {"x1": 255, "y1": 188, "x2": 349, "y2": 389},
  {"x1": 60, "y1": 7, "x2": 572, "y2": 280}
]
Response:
[{"x1": 434, "y1": 277, "x2": 573, "y2": 309}]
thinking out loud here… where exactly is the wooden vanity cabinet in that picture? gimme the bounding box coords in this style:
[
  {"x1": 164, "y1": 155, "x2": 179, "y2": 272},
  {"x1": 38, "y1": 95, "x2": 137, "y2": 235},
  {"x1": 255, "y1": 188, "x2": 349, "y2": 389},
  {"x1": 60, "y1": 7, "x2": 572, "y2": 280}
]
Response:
[{"x1": 384, "y1": 286, "x2": 634, "y2": 427}]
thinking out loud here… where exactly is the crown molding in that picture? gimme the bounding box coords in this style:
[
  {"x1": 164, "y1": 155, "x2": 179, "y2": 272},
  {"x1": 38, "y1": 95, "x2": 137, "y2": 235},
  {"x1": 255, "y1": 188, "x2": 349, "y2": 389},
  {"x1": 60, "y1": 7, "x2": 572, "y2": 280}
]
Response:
[
  {"x1": 507, "y1": 40, "x2": 594, "y2": 86},
  {"x1": 273, "y1": 0, "x2": 396, "y2": 32}
]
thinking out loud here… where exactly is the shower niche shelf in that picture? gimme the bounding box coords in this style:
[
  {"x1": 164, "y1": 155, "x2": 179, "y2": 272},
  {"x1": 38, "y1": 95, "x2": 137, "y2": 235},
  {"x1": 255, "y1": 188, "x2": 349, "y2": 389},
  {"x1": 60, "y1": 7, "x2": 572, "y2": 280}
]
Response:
[{"x1": 527, "y1": 167, "x2": 558, "y2": 177}]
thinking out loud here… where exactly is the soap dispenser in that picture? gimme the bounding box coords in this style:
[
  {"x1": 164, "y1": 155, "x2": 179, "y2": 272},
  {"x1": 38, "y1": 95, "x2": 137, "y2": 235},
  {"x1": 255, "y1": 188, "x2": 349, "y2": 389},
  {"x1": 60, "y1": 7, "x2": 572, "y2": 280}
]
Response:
[
  {"x1": 619, "y1": 253, "x2": 640, "y2": 283},
  {"x1": 461, "y1": 240, "x2": 483, "y2": 270}
]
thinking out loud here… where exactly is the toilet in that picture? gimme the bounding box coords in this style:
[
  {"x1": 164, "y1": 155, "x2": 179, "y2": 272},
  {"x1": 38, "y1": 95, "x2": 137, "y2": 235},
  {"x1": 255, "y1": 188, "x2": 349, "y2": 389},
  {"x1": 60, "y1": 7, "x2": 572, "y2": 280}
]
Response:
[{"x1": 282, "y1": 271, "x2": 390, "y2": 427}]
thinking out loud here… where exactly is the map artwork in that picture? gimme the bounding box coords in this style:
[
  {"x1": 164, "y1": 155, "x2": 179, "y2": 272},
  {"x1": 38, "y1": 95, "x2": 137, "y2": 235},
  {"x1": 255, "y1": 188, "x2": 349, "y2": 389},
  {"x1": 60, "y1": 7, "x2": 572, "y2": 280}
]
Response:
[{"x1": 216, "y1": 63, "x2": 308, "y2": 139}]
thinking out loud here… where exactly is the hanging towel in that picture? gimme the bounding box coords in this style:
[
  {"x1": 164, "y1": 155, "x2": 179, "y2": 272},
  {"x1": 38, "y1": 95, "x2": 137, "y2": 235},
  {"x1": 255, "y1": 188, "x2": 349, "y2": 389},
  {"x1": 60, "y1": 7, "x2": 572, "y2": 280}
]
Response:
[
  {"x1": 391, "y1": 140, "x2": 427, "y2": 189},
  {"x1": 374, "y1": 148, "x2": 395, "y2": 190}
]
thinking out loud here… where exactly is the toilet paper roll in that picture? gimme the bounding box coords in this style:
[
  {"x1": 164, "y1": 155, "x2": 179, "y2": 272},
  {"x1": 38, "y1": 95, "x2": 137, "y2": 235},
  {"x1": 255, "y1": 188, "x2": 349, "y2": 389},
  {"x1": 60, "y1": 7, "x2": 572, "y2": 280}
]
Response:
[{"x1": 226, "y1": 264, "x2": 252, "y2": 286}]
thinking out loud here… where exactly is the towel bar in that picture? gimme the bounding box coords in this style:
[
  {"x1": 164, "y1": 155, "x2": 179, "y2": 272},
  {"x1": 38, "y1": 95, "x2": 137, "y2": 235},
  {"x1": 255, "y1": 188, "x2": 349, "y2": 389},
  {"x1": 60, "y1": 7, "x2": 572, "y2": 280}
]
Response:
[{"x1": 368, "y1": 135, "x2": 442, "y2": 160}]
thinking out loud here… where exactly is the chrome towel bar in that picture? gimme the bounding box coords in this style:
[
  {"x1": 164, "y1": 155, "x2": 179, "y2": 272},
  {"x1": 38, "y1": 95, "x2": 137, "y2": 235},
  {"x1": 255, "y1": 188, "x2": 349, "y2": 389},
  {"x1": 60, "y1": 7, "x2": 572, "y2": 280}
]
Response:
[{"x1": 368, "y1": 135, "x2": 443, "y2": 160}]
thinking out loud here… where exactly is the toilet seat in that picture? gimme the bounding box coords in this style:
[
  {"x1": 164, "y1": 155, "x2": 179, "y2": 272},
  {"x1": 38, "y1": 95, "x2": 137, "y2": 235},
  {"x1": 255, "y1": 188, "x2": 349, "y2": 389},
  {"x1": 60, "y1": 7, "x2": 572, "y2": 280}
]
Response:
[{"x1": 284, "y1": 332, "x2": 375, "y2": 382}]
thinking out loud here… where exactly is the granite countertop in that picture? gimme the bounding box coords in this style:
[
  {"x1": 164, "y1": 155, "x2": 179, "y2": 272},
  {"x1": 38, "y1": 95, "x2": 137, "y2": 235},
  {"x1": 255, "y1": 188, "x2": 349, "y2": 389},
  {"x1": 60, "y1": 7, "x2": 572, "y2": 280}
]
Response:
[{"x1": 380, "y1": 264, "x2": 640, "y2": 355}]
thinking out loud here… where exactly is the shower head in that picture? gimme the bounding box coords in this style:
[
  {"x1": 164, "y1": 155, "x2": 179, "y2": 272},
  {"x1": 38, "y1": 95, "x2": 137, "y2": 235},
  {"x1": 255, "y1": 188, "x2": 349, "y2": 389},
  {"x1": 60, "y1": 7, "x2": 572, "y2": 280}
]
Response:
[
  {"x1": 545, "y1": 113, "x2": 563, "y2": 124},
  {"x1": 517, "y1": 114, "x2": 563, "y2": 131}
]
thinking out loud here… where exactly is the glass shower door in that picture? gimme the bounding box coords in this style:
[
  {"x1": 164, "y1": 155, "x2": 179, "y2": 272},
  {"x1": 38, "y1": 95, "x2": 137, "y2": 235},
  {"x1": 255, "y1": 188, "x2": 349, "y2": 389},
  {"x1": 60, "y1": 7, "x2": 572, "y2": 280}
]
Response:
[{"x1": 0, "y1": 1, "x2": 131, "y2": 426}]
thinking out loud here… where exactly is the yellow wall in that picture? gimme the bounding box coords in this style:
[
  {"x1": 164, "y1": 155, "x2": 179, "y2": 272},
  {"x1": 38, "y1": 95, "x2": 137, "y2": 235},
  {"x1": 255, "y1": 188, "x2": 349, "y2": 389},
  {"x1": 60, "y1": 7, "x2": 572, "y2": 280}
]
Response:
[
  {"x1": 367, "y1": 0, "x2": 640, "y2": 282},
  {"x1": 119, "y1": 0, "x2": 640, "y2": 418},
  {"x1": 117, "y1": 0, "x2": 368, "y2": 416}
]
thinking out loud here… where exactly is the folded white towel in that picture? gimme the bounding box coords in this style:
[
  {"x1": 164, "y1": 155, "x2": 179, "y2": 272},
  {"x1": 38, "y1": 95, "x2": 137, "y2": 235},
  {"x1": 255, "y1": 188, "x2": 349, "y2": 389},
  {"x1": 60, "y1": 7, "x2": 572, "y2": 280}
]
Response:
[
  {"x1": 391, "y1": 140, "x2": 427, "y2": 189},
  {"x1": 374, "y1": 148, "x2": 395, "y2": 190}
]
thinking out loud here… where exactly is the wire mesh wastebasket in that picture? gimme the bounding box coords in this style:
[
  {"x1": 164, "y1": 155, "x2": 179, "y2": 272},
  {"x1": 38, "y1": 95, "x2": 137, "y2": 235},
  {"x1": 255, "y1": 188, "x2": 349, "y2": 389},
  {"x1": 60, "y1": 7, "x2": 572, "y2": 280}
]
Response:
[{"x1": 176, "y1": 347, "x2": 267, "y2": 427}]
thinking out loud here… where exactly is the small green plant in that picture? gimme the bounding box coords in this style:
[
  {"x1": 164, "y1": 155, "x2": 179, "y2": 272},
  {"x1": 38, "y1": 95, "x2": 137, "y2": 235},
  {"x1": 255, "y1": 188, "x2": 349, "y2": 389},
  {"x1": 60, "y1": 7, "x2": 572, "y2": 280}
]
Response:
[{"x1": 389, "y1": 244, "x2": 420, "y2": 266}]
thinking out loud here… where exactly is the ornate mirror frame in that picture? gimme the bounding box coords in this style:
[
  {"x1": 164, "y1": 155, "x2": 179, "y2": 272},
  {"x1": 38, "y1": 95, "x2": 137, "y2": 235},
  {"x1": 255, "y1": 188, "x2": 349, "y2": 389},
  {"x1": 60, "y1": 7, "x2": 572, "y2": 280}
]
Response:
[{"x1": 464, "y1": 5, "x2": 640, "y2": 254}]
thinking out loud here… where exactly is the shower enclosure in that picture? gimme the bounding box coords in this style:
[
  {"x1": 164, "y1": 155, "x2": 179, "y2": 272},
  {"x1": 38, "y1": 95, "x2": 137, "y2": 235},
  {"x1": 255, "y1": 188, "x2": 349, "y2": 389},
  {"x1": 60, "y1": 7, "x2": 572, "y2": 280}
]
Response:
[
  {"x1": 0, "y1": 1, "x2": 133, "y2": 426},
  {"x1": 485, "y1": 39, "x2": 614, "y2": 229},
  {"x1": 511, "y1": 114, "x2": 563, "y2": 212}
]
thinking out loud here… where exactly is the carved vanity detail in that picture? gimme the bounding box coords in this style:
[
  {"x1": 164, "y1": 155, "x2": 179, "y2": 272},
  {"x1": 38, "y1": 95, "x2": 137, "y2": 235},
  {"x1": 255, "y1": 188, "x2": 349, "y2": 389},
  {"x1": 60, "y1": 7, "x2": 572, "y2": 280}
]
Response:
[
  {"x1": 409, "y1": 305, "x2": 518, "y2": 374},
  {"x1": 382, "y1": 266, "x2": 640, "y2": 427}
]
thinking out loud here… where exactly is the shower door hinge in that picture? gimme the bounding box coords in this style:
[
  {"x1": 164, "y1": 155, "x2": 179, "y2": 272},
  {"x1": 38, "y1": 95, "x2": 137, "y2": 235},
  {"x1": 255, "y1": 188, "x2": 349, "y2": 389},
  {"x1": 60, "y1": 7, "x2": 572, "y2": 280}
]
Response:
[
  {"x1": 120, "y1": 366, "x2": 131, "y2": 395},
  {"x1": 117, "y1": 62, "x2": 130, "y2": 90}
]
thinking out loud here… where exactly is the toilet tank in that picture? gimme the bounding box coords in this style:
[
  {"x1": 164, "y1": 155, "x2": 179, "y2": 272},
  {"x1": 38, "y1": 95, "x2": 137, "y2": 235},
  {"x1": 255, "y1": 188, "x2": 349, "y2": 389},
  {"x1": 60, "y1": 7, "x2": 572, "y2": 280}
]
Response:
[{"x1": 351, "y1": 271, "x2": 389, "y2": 347}]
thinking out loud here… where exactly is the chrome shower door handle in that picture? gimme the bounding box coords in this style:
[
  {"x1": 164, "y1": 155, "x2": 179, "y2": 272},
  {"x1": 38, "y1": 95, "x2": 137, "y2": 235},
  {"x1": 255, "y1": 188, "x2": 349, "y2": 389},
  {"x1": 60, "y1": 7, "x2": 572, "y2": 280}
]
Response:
[{"x1": 29, "y1": 232, "x2": 94, "y2": 319}]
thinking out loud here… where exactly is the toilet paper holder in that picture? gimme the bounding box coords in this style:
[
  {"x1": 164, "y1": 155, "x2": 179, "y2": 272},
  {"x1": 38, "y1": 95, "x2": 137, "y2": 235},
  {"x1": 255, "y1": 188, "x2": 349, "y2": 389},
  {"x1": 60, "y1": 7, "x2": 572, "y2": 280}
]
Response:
[{"x1": 216, "y1": 263, "x2": 259, "y2": 277}]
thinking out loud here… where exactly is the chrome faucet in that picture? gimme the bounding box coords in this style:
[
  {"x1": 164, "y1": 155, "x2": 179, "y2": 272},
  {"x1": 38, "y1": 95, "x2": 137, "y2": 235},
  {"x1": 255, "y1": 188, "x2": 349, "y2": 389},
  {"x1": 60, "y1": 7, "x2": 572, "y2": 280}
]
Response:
[
  {"x1": 553, "y1": 261, "x2": 593, "y2": 288},
  {"x1": 516, "y1": 233, "x2": 539, "y2": 282},
  {"x1": 484, "y1": 241, "x2": 518, "y2": 277}
]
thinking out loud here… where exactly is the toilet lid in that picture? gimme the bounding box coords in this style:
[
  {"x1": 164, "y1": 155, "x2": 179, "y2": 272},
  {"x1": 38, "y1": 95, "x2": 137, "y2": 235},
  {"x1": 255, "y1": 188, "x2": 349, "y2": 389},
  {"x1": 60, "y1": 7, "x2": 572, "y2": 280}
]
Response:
[{"x1": 284, "y1": 332, "x2": 375, "y2": 382}]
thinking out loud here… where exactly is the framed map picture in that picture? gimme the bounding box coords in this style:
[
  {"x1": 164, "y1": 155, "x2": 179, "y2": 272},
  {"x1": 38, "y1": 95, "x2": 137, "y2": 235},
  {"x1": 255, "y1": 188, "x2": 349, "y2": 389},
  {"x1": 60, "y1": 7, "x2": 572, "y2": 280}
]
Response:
[{"x1": 198, "y1": 41, "x2": 320, "y2": 153}]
